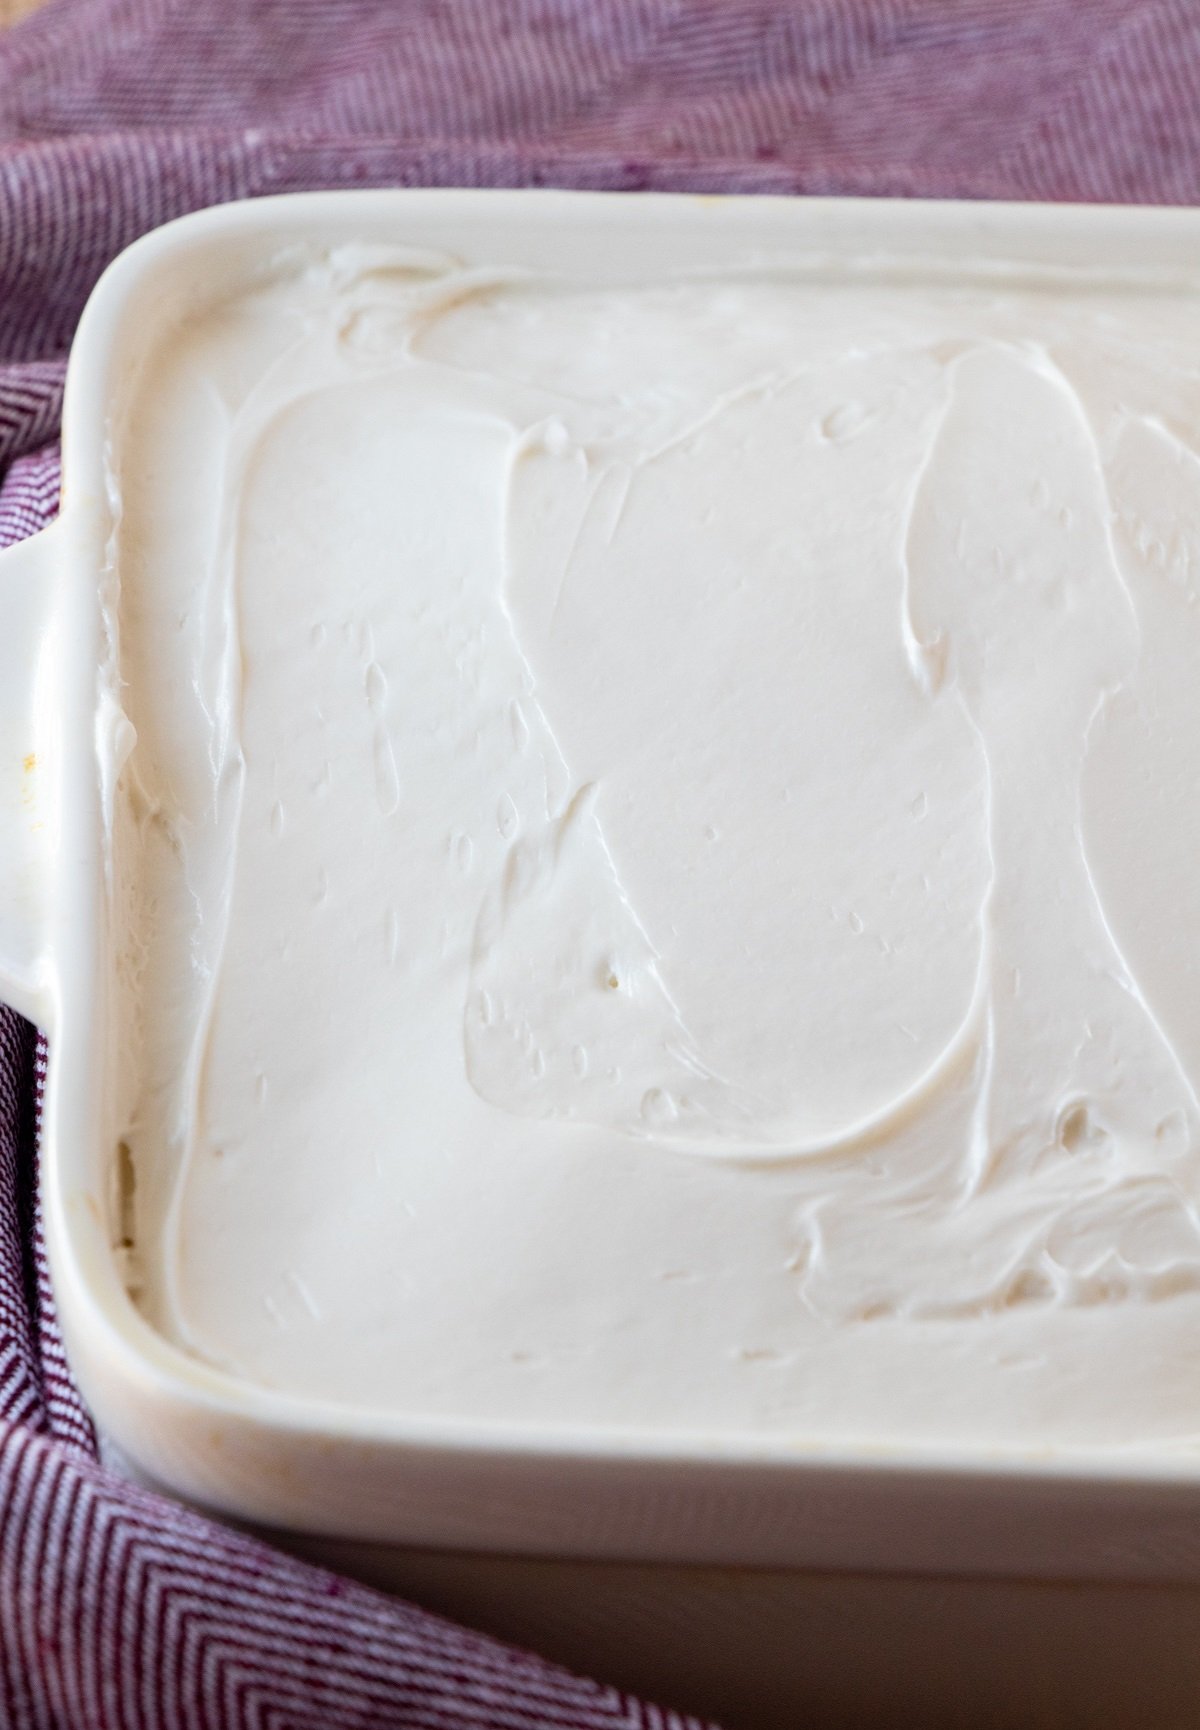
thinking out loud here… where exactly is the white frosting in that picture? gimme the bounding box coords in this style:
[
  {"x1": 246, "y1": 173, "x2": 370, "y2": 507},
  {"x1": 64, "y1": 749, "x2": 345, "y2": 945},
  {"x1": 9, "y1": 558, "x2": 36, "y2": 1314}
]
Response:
[{"x1": 105, "y1": 246, "x2": 1200, "y2": 1448}]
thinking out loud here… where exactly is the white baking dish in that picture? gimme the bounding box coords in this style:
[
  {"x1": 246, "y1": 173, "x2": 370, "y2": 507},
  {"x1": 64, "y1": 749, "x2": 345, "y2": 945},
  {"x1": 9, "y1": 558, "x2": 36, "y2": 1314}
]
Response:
[{"x1": 8, "y1": 190, "x2": 1200, "y2": 1722}]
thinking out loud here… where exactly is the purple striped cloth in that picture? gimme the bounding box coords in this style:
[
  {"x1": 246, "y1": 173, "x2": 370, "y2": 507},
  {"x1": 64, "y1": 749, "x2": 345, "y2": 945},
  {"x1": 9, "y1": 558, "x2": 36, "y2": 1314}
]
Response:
[{"x1": 3, "y1": 2, "x2": 1200, "y2": 1725}]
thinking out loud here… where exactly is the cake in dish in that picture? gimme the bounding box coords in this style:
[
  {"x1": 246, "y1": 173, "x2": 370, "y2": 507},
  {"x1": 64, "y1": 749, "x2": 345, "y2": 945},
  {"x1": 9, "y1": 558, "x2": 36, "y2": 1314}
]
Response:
[{"x1": 104, "y1": 241, "x2": 1200, "y2": 1449}]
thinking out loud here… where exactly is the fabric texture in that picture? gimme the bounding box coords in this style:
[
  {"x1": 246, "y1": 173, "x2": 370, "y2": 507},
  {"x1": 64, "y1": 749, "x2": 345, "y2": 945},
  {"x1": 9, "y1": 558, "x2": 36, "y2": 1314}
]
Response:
[{"x1": 2, "y1": 1, "x2": 1200, "y2": 1724}]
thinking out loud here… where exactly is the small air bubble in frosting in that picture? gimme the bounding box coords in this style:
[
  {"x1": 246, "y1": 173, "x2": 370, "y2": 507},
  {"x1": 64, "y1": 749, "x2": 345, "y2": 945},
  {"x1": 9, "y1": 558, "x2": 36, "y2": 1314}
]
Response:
[
  {"x1": 497, "y1": 793, "x2": 518, "y2": 841},
  {"x1": 1057, "y1": 1101, "x2": 1107, "y2": 1155},
  {"x1": 641, "y1": 1087, "x2": 679, "y2": 1127},
  {"x1": 819, "y1": 401, "x2": 867, "y2": 443}
]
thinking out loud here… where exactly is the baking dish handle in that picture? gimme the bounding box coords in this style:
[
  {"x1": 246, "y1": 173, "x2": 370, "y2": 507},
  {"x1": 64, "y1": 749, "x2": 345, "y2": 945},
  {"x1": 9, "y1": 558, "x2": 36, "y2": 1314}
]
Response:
[{"x1": 0, "y1": 520, "x2": 64, "y2": 1027}]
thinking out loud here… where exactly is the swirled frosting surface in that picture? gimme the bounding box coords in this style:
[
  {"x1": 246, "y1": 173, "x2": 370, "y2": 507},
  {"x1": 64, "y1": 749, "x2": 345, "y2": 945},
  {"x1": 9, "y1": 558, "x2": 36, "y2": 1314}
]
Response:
[{"x1": 106, "y1": 241, "x2": 1200, "y2": 1447}]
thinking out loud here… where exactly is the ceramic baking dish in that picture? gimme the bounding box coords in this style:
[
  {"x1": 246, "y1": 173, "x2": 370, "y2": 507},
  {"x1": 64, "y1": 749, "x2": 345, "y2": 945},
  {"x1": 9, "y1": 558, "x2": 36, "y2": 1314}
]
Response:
[{"x1": 7, "y1": 192, "x2": 1200, "y2": 1626}]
